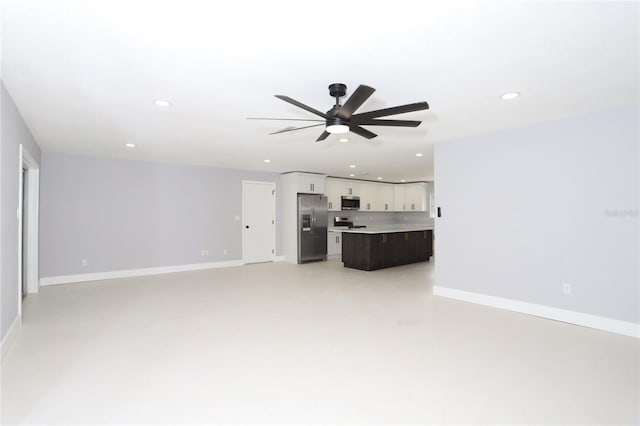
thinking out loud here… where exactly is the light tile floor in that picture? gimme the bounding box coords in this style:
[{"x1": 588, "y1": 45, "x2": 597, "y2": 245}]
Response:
[{"x1": 1, "y1": 259, "x2": 638, "y2": 425}]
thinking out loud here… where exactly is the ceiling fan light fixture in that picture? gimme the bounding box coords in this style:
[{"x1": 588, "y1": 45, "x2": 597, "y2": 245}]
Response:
[{"x1": 326, "y1": 124, "x2": 349, "y2": 134}]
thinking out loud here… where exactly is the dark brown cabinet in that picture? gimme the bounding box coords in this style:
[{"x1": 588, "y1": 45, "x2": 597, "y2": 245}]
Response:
[{"x1": 342, "y1": 230, "x2": 433, "y2": 271}]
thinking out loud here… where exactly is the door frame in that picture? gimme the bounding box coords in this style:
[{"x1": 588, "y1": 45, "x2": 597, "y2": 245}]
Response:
[
  {"x1": 18, "y1": 144, "x2": 40, "y2": 319},
  {"x1": 242, "y1": 180, "x2": 276, "y2": 264}
]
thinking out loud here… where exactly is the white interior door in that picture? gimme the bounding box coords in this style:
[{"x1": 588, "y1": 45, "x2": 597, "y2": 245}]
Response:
[{"x1": 243, "y1": 181, "x2": 276, "y2": 263}]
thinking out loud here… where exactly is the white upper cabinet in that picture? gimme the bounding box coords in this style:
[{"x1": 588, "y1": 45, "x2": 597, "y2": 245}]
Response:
[
  {"x1": 325, "y1": 178, "x2": 359, "y2": 211},
  {"x1": 325, "y1": 177, "x2": 430, "y2": 212},
  {"x1": 394, "y1": 183, "x2": 429, "y2": 211},
  {"x1": 340, "y1": 180, "x2": 359, "y2": 196},
  {"x1": 360, "y1": 182, "x2": 394, "y2": 211},
  {"x1": 325, "y1": 178, "x2": 342, "y2": 211},
  {"x1": 358, "y1": 181, "x2": 376, "y2": 211},
  {"x1": 378, "y1": 183, "x2": 394, "y2": 211},
  {"x1": 285, "y1": 172, "x2": 325, "y2": 194},
  {"x1": 404, "y1": 182, "x2": 428, "y2": 211},
  {"x1": 394, "y1": 185, "x2": 406, "y2": 211}
]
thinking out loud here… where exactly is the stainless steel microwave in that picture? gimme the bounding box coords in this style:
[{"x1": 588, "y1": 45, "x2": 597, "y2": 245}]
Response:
[{"x1": 341, "y1": 196, "x2": 360, "y2": 210}]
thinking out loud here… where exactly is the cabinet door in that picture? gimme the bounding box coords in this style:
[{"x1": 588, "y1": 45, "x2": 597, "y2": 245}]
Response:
[
  {"x1": 293, "y1": 174, "x2": 325, "y2": 194},
  {"x1": 327, "y1": 231, "x2": 342, "y2": 256},
  {"x1": 404, "y1": 183, "x2": 427, "y2": 211},
  {"x1": 340, "y1": 180, "x2": 359, "y2": 196},
  {"x1": 394, "y1": 185, "x2": 406, "y2": 211},
  {"x1": 378, "y1": 184, "x2": 394, "y2": 211},
  {"x1": 358, "y1": 182, "x2": 376, "y2": 211},
  {"x1": 325, "y1": 178, "x2": 341, "y2": 211}
]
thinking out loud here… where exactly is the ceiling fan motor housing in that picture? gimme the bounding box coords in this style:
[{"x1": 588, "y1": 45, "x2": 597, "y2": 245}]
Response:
[{"x1": 328, "y1": 83, "x2": 347, "y2": 99}]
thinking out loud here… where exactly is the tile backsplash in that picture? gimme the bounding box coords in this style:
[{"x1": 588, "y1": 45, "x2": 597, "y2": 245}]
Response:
[{"x1": 329, "y1": 211, "x2": 434, "y2": 227}]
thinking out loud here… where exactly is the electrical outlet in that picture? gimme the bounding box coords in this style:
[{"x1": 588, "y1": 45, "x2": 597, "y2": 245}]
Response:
[
  {"x1": 562, "y1": 283, "x2": 572, "y2": 295},
  {"x1": 81, "y1": 258, "x2": 88, "y2": 266}
]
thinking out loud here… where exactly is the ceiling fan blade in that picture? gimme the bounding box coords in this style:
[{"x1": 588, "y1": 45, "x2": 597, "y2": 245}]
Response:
[
  {"x1": 352, "y1": 101, "x2": 429, "y2": 121},
  {"x1": 316, "y1": 131, "x2": 330, "y2": 142},
  {"x1": 269, "y1": 123, "x2": 325, "y2": 135},
  {"x1": 349, "y1": 126, "x2": 378, "y2": 139},
  {"x1": 335, "y1": 85, "x2": 376, "y2": 120},
  {"x1": 353, "y1": 119, "x2": 422, "y2": 127},
  {"x1": 247, "y1": 117, "x2": 324, "y2": 122},
  {"x1": 275, "y1": 95, "x2": 328, "y2": 119}
]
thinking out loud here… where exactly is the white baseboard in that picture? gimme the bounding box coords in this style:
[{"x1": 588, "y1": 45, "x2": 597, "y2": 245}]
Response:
[
  {"x1": 433, "y1": 286, "x2": 639, "y2": 338},
  {"x1": 274, "y1": 256, "x2": 285, "y2": 262},
  {"x1": 1, "y1": 315, "x2": 21, "y2": 361},
  {"x1": 40, "y1": 260, "x2": 245, "y2": 286}
]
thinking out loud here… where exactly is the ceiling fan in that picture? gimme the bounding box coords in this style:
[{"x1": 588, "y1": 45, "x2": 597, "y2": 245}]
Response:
[{"x1": 248, "y1": 83, "x2": 429, "y2": 142}]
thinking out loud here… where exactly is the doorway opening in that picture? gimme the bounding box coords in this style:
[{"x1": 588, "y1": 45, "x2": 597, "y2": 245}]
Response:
[{"x1": 18, "y1": 145, "x2": 40, "y2": 317}]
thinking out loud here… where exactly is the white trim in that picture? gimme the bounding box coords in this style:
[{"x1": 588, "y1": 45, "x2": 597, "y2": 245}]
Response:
[
  {"x1": 17, "y1": 145, "x2": 23, "y2": 317},
  {"x1": 40, "y1": 260, "x2": 245, "y2": 286},
  {"x1": 274, "y1": 256, "x2": 285, "y2": 262},
  {"x1": 1, "y1": 315, "x2": 21, "y2": 361},
  {"x1": 18, "y1": 144, "x2": 40, "y2": 307},
  {"x1": 433, "y1": 286, "x2": 640, "y2": 338},
  {"x1": 242, "y1": 180, "x2": 277, "y2": 263}
]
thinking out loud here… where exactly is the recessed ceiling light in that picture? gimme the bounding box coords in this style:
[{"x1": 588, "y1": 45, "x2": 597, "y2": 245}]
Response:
[
  {"x1": 125, "y1": 143, "x2": 136, "y2": 148},
  {"x1": 349, "y1": 173, "x2": 355, "y2": 177},
  {"x1": 415, "y1": 153, "x2": 423, "y2": 157},
  {"x1": 401, "y1": 179, "x2": 406, "y2": 182},
  {"x1": 349, "y1": 164, "x2": 356, "y2": 168},
  {"x1": 153, "y1": 99, "x2": 172, "y2": 107},
  {"x1": 264, "y1": 159, "x2": 271, "y2": 163},
  {"x1": 339, "y1": 138, "x2": 349, "y2": 143},
  {"x1": 500, "y1": 92, "x2": 520, "y2": 100},
  {"x1": 377, "y1": 177, "x2": 383, "y2": 180}
]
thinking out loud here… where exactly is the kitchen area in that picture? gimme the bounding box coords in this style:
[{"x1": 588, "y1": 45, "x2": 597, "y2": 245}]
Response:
[{"x1": 282, "y1": 172, "x2": 435, "y2": 270}]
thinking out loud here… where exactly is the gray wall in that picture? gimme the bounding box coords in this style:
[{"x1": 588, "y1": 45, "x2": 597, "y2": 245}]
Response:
[
  {"x1": 40, "y1": 153, "x2": 282, "y2": 277},
  {"x1": 434, "y1": 105, "x2": 639, "y2": 324},
  {"x1": 1, "y1": 82, "x2": 41, "y2": 339}
]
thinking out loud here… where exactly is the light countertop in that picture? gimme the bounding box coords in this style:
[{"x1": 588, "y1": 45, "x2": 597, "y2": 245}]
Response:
[{"x1": 328, "y1": 225, "x2": 434, "y2": 234}]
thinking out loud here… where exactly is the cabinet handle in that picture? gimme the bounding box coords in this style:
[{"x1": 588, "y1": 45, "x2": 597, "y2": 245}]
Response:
[
  {"x1": 367, "y1": 203, "x2": 370, "y2": 210},
  {"x1": 385, "y1": 203, "x2": 388, "y2": 210},
  {"x1": 403, "y1": 204, "x2": 406, "y2": 210},
  {"x1": 329, "y1": 201, "x2": 332, "y2": 209},
  {"x1": 382, "y1": 234, "x2": 387, "y2": 243},
  {"x1": 405, "y1": 233, "x2": 409, "y2": 241},
  {"x1": 411, "y1": 203, "x2": 415, "y2": 210}
]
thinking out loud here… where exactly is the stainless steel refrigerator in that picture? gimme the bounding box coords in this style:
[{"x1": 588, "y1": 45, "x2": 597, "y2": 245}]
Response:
[{"x1": 297, "y1": 193, "x2": 328, "y2": 263}]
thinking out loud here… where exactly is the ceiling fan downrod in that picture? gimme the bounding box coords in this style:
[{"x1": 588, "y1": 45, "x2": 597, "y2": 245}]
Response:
[{"x1": 328, "y1": 83, "x2": 346, "y2": 107}]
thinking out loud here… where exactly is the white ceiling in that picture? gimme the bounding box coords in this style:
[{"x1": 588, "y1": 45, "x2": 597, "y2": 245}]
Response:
[{"x1": 2, "y1": 0, "x2": 638, "y2": 181}]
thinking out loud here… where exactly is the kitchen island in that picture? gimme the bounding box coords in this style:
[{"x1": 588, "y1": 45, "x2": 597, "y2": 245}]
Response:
[{"x1": 337, "y1": 225, "x2": 434, "y2": 271}]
